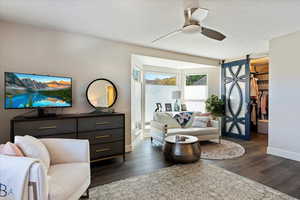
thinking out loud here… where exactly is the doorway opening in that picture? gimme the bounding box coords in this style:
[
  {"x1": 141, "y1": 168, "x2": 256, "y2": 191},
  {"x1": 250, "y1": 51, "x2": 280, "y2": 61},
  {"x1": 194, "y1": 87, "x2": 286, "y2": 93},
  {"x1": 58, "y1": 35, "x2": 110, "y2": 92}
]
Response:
[
  {"x1": 249, "y1": 57, "x2": 269, "y2": 144},
  {"x1": 221, "y1": 56, "x2": 269, "y2": 147}
]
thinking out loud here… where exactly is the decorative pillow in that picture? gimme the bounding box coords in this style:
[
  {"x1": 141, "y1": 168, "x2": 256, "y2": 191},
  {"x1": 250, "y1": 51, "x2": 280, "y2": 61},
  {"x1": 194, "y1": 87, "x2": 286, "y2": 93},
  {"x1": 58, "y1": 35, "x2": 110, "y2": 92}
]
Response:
[
  {"x1": 0, "y1": 142, "x2": 24, "y2": 157},
  {"x1": 192, "y1": 116, "x2": 211, "y2": 128},
  {"x1": 15, "y1": 135, "x2": 50, "y2": 173},
  {"x1": 194, "y1": 112, "x2": 211, "y2": 117},
  {"x1": 185, "y1": 112, "x2": 200, "y2": 128},
  {"x1": 153, "y1": 112, "x2": 181, "y2": 128},
  {"x1": 173, "y1": 112, "x2": 193, "y2": 128}
]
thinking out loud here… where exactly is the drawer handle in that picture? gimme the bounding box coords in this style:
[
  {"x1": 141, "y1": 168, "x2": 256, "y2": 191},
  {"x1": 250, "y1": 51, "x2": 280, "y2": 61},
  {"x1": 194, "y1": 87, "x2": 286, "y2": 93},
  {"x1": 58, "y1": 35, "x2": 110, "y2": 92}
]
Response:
[
  {"x1": 95, "y1": 122, "x2": 111, "y2": 125},
  {"x1": 96, "y1": 148, "x2": 110, "y2": 153},
  {"x1": 38, "y1": 126, "x2": 57, "y2": 130},
  {"x1": 95, "y1": 135, "x2": 111, "y2": 139}
]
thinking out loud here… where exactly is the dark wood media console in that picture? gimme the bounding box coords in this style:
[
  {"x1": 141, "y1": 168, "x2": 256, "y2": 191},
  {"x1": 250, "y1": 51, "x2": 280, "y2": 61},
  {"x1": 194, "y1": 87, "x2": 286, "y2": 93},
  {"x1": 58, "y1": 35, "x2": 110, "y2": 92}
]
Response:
[{"x1": 11, "y1": 112, "x2": 125, "y2": 162}]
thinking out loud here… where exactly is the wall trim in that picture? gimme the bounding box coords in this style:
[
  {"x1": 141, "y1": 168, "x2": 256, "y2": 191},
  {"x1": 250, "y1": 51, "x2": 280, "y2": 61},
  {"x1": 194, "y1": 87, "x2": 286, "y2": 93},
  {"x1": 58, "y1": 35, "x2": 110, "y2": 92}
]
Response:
[
  {"x1": 131, "y1": 132, "x2": 143, "y2": 150},
  {"x1": 125, "y1": 145, "x2": 132, "y2": 153},
  {"x1": 267, "y1": 146, "x2": 300, "y2": 162}
]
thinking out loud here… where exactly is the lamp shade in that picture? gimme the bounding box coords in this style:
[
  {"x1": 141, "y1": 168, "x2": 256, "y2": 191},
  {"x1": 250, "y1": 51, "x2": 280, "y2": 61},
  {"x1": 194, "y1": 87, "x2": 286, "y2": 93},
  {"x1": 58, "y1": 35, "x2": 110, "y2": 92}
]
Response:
[{"x1": 172, "y1": 90, "x2": 182, "y2": 99}]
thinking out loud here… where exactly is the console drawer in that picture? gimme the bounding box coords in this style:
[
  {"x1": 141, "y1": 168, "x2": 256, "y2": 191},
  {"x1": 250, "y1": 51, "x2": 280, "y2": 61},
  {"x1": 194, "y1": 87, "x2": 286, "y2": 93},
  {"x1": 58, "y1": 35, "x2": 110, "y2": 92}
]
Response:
[
  {"x1": 91, "y1": 141, "x2": 123, "y2": 159},
  {"x1": 14, "y1": 119, "x2": 76, "y2": 137},
  {"x1": 41, "y1": 133, "x2": 77, "y2": 139},
  {"x1": 78, "y1": 116, "x2": 123, "y2": 132},
  {"x1": 78, "y1": 129, "x2": 123, "y2": 144}
]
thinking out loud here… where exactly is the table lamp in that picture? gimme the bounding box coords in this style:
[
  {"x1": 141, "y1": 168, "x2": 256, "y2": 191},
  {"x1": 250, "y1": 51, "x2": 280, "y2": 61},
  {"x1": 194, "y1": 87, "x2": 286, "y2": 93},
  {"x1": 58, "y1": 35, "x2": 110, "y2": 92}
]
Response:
[{"x1": 172, "y1": 90, "x2": 181, "y2": 112}]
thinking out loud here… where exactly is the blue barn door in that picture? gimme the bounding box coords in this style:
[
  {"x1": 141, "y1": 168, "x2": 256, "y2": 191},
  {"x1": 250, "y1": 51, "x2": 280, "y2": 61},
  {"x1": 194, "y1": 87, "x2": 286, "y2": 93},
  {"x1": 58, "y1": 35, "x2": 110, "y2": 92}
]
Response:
[{"x1": 221, "y1": 59, "x2": 251, "y2": 140}]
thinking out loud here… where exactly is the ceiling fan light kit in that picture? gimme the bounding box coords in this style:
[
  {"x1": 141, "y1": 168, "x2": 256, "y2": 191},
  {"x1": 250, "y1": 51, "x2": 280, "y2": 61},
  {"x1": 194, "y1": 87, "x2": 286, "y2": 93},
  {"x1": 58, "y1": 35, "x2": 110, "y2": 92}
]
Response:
[{"x1": 152, "y1": 4, "x2": 226, "y2": 43}]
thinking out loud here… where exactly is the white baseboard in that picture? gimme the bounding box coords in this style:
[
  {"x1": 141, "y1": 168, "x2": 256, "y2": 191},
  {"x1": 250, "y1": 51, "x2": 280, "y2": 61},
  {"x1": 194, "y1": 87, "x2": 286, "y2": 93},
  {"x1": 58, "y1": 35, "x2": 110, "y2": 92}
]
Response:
[
  {"x1": 267, "y1": 146, "x2": 300, "y2": 162},
  {"x1": 131, "y1": 132, "x2": 143, "y2": 151},
  {"x1": 125, "y1": 145, "x2": 132, "y2": 153}
]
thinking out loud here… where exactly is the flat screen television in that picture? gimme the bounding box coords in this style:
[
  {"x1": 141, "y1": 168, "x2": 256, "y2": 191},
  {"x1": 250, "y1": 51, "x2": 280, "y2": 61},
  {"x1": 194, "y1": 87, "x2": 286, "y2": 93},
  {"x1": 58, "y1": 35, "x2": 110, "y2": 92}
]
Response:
[{"x1": 5, "y1": 72, "x2": 72, "y2": 109}]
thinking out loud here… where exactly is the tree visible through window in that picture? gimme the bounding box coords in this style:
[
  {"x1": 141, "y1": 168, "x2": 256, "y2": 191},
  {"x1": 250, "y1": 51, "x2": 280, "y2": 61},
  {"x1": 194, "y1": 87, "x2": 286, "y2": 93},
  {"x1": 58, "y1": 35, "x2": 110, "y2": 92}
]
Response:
[
  {"x1": 186, "y1": 74, "x2": 207, "y2": 86},
  {"x1": 145, "y1": 73, "x2": 176, "y2": 85}
]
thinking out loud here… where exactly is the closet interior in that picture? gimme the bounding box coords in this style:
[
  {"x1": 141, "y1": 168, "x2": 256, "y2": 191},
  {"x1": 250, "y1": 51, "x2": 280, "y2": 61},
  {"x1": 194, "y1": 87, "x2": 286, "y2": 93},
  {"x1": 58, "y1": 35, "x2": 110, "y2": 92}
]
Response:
[{"x1": 250, "y1": 57, "x2": 269, "y2": 136}]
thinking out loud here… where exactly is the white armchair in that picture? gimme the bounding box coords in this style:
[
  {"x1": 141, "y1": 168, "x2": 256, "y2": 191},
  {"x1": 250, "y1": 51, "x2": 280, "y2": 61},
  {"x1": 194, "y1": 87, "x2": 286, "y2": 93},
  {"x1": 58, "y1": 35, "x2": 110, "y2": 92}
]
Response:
[
  {"x1": 3, "y1": 138, "x2": 91, "y2": 200},
  {"x1": 41, "y1": 138, "x2": 91, "y2": 200}
]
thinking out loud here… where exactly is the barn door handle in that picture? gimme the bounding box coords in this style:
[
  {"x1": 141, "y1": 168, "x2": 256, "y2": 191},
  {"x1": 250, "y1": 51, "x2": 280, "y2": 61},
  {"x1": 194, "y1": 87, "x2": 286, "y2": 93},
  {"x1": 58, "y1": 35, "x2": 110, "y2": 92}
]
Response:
[{"x1": 247, "y1": 101, "x2": 251, "y2": 113}]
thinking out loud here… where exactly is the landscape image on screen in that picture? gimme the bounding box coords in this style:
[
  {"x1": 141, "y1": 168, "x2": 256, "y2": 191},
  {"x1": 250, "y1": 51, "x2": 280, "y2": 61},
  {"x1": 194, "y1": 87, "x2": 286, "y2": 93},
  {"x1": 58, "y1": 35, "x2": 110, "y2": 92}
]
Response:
[{"x1": 5, "y1": 72, "x2": 72, "y2": 108}]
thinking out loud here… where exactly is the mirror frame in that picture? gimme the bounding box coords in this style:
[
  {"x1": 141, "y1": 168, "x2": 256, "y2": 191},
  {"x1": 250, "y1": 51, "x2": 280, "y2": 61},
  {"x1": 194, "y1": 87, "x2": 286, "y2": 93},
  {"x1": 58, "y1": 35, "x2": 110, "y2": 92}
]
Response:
[{"x1": 86, "y1": 78, "x2": 118, "y2": 109}]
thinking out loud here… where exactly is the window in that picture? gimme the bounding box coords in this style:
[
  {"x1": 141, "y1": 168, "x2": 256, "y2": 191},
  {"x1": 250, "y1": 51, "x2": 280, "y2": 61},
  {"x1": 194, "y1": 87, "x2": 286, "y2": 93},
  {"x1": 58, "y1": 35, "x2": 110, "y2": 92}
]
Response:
[
  {"x1": 184, "y1": 74, "x2": 208, "y2": 112},
  {"x1": 132, "y1": 68, "x2": 141, "y2": 82},
  {"x1": 144, "y1": 73, "x2": 176, "y2": 85},
  {"x1": 144, "y1": 72, "x2": 178, "y2": 123}
]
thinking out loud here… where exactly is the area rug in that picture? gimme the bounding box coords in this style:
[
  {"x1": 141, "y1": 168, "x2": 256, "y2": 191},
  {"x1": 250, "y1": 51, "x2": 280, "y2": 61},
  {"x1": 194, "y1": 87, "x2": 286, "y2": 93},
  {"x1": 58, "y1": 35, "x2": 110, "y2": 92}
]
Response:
[
  {"x1": 88, "y1": 163, "x2": 297, "y2": 200},
  {"x1": 201, "y1": 139, "x2": 245, "y2": 160}
]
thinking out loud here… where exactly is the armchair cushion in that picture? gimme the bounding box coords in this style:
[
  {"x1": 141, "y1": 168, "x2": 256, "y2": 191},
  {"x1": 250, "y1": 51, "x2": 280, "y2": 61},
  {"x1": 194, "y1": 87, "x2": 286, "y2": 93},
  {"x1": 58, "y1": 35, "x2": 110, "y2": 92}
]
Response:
[
  {"x1": 41, "y1": 138, "x2": 90, "y2": 165},
  {"x1": 48, "y1": 163, "x2": 90, "y2": 200},
  {"x1": 15, "y1": 136, "x2": 50, "y2": 173}
]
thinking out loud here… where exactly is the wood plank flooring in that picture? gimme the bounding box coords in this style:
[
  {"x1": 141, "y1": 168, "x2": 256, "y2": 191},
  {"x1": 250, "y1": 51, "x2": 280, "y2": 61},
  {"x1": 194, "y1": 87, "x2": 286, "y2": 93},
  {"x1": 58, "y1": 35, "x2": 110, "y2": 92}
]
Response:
[{"x1": 91, "y1": 133, "x2": 300, "y2": 199}]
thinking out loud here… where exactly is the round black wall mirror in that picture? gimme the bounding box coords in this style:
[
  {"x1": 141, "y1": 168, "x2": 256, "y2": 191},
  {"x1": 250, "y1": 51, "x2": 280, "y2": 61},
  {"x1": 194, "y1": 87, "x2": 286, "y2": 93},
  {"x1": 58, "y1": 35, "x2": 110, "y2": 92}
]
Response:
[{"x1": 86, "y1": 78, "x2": 118, "y2": 109}]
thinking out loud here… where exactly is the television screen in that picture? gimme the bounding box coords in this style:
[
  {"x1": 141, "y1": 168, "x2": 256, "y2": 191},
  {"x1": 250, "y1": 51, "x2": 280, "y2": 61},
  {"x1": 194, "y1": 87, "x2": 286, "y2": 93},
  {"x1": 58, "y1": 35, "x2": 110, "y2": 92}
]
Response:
[{"x1": 5, "y1": 72, "x2": 72, "y2": 109}]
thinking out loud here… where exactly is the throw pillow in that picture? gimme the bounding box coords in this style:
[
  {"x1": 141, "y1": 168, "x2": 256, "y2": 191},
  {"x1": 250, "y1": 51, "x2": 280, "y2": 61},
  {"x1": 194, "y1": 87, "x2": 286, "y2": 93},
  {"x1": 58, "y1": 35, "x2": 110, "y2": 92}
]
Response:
[
  {"x1": 0, "y1": 142, "x2": 24, "y2": 157},
  {"x1": 194, "y1": 112, "x2": 211, "y2": 117},
  {"x1": 192, "y1": 116, "x2": 211, "y2": 128},
  {"x1": 15, "y1": 135, "x2": 50, "y2": 173},
  {"x1": 173, "y1": 112, "x2": 193, "y2": 128},
  {"x1": 185, "y1": 112, "x2": 201, "y2": 128}
]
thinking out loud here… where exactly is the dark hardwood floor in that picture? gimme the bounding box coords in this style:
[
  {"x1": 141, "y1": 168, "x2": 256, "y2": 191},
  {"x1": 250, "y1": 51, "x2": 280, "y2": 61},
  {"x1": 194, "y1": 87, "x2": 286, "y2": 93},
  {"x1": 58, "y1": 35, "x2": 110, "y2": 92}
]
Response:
[{"x1": 91, "y1": 133, "x2": 300, "y2": 199}]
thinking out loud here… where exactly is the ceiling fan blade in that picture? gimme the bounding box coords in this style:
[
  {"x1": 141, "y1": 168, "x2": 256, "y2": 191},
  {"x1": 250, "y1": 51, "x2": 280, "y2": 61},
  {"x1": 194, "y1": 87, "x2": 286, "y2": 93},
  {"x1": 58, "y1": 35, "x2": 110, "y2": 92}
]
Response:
[
  {"x1": 152, "y1": 29, "x2": 182, "y2": 43},
  {"x1": 191, "y1": 8, "x2": 208, "y2": 21},
  {"x1": 201, "y1": 27, "x2": 226, "y2": 41}
]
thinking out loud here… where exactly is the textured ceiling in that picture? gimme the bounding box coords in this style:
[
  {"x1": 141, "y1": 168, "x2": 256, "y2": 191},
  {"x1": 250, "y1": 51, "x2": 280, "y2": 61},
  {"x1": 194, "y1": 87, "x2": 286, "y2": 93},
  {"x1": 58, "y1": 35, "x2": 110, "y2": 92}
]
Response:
[{"x1": 0, "y1": 0, "x2": 300, "y2": 59}]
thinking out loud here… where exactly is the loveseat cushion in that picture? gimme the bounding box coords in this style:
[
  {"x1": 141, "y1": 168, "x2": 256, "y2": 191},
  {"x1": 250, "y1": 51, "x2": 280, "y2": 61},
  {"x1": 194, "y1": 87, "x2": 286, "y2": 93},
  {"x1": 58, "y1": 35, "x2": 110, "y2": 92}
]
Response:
[
  {"x1": 153, "y1": 112, "x2": 181, "y2": 128},
  {"x1": 48, "y1": 162, "x2": 90, "y2": 200},
  {"x1": 167, "y1": 127, "x2": 219, "y2": 136},
  {"x1": 192, "y1": 116, "x2": 211, "y2": 128}
]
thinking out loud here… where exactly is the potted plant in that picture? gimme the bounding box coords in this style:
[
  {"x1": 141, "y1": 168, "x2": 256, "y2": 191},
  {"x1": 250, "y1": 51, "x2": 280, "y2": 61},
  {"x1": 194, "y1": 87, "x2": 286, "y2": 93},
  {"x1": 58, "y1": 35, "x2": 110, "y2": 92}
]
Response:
[{"x1": 205, "y1": 95, "x2": 225, "y2": 119}]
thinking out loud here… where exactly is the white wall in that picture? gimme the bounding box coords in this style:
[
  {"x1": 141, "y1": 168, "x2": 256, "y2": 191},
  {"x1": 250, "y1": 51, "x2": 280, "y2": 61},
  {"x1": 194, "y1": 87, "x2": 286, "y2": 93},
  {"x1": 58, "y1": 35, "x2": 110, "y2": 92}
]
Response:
[
  {"x1": 268, "y1": 31, "x2": 300, "y2": 161},
  {"x1": 0, "y1": 21, "x2": 219, "y2": 148}
]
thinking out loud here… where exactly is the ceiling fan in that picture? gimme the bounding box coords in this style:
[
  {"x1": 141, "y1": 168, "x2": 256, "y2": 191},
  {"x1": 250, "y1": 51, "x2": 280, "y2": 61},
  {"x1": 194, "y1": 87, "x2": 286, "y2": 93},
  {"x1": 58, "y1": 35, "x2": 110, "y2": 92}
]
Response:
[{"x1": 152, "y1": 7, "x2": 226, "y2": 43}]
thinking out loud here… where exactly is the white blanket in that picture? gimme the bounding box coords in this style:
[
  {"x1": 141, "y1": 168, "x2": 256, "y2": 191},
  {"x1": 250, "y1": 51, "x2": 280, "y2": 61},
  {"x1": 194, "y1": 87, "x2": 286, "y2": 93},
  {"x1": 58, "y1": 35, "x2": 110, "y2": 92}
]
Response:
[{"x1": 0, "y1": 155, "x2": 38, "y2": 200}]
